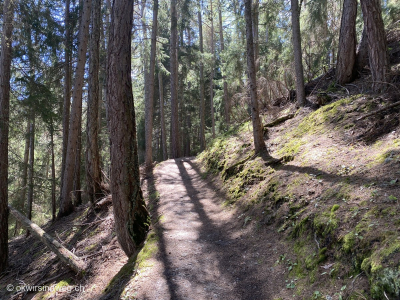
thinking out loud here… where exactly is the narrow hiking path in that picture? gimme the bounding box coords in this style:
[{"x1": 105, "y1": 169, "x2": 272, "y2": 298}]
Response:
[{"x1": 134, "y1": 158, "x2": 292, "y2": 300}]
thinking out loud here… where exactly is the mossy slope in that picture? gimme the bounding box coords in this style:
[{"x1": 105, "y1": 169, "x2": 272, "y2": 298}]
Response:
[{"x1": 199, "y1": 95, "x2": 400, "y2": 299}]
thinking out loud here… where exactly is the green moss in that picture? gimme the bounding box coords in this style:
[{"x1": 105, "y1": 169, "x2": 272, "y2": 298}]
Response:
[
  {"x1": 291, "y1": 216, "x2": 310, "y2": 238},
  {"x1": 55, "y1": 279, "x2": 71, "y2": 290},
  {"x1": 331, "y1": 204, "x2": 340, "y2": 213},
  {"x1": 277, "y1": 139, "x2": 305, "y2": 156},
  {"x1": 370, "y1": 268, "x2": 400, "y2": 299},
  {"x1": 360, "y1": 237, "x2": 400, "y2": 298},
  {"x1": 313, "y1": 206, "x2": 340, "y2": 237},
  {"x1": 343, "y1": 232, "x2": 356, "y2": 253},
  {"x1": 137, "y1": 231, "x2": 159, "y2": 268}
]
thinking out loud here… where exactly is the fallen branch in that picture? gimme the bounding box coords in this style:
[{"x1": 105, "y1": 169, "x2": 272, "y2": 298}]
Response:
[
  {"x1": 263, "y1": 113, "x2": 295, "y2": 129},
  {"x1": 95, "y1": 195, "x2": 112, "y2": 209},
  {"x1": 8, "y1": 205, "x2": 87, "y2": 274},
  {"x1": 356, "y1": 100, "x2": 400, "y2": 121}
]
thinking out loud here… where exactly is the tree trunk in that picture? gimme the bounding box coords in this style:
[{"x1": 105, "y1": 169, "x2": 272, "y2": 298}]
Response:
[
  {"x1": 14, "y1": 122, "x2": 31, "y2": 235},
  {"x1": 219, "y1": 3, "x2": 230, "y2": 125},
  {"x1": 107, "y1": 0, "x2": 150, "y2": 257},
  {"x1": 336, "y1": 0, "x2": 357, "y2": 84},
  {"x1": 73, "y1": 122, "x2": 82, "y2": 206},
  {"x1": 170, "y1": 0, "x2": 180, "y2": 158},
  {"x1": 209, "y1": 0, "x2": 216, "y2": 139},
  {"x1": 198, "y1": 5, "x2": 206, "y2": 151},
  {"x1": 355, "y1": 26, "x2": 369, "y2": 72},
  {"x1": 360, "y1": 0, "x2": 389, "y2": 91},
  {"x1": 145, "y1": 0, "x2": 159, "y2": 170},
  {"x1": 26, "y1": 116, "x2": 35, "y2": 223},
  {"x1": 185, "y1": 114, "x2": 191, "y2": 156},
  {"x1": 60, "y1": 0, "x2": 91, "y2": 217},
  {"x1": 9, "y1": 205, "x2": 87, "y2": 274},
  {"x1": 50, "y1": 129, "x2": 56, "y2": 222},
  {"x1": 291, "y1": 0, "x2": 306, "y2": 107},
  {"x1": 61, "y1": 0, "x2": 72, "y2": 198},
  {"x1": 244, "y1": 0, "x2": 267, "y2": 153},
  {"x1": 159, "y1": 70, "x2": 168, "y2": 161},
  {"x1": 252, "y1": 0, "x2": 259, "y2": 72},
  {"x1": 86, "y1": 0, "x2": 103, "y2": 204},
  {"x1": 0, "y1": 0, "x2": 14, "y2": 273}
]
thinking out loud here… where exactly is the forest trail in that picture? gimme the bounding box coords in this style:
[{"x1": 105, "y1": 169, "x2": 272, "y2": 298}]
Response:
[{"x1": 134, "y1": 158, "x2": 290, "y2": 300}]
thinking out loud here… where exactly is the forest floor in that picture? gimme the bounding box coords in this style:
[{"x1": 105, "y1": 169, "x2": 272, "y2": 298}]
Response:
[{"x1": 1, "y1": 90, "x2": 400, "y2": 299}]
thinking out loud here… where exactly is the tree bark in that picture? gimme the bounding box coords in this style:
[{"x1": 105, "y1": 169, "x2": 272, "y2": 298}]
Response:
[
  {"x1": 336, "y1": 0, "x2": 357, "y2": 84},
  {"x1": 170, "y1": 0, "x2": 180, "y2": 158},
  {"x1": 355, "y1": 25, "x2": 369, "y2": 72},
  {"x1": 50, "y1": 129, "x2": 56, "y2": 222},
  {"x1": 209, "y1": 0, "x2": 216, "y2": 139},
  {"x1": 73, "y1": 120, "x2": 82, "y2": 206},
  {"x1": 61, "y1": 0, "x2": 72, "y2": 198},
  {"x1": 0, "y1": 0, "x2": 14, "y2": 273},
  {"x1": 86, "y1": 0, "x2": 103, "y2": 204},
  {"x1": 219, "y1": 3, "x2": 230, "y2": 125},
  {"x1": 60, "y1": 0, "x2": 91, "y2": 217},
  {"x1": 107, "y1": 0, "x2": 150, "y2": 257},
  {"x1": 9, "y1": 205, "x2": 87, "y2": 274},
  {"x1": 145, "y1": 0, "x2": 159, "y2": 170},
  {"x1": 360, "y1": 0, "x2": 389, "y2": 91},
  {"x1": 245, "y1": 0, "x2": 267, "y2": 153},
  {"x1": 291, "y1": 0, "x2": 306, "y2": 107},
  {"x1": 159, "y1": 70, "x2": 168, "y2": 161},
  {"x1": 198, "y1": 5, "x2": 206, "y2": 151},
  {"x1": 252, "y1": 0, "x2": 259, "y2": 72},
  {"x1": 26, "y1": 116, "x2": 35, "y2": 223},
  {"x1": 14, "y1": 122, "x2": 31, "y2": 235}
]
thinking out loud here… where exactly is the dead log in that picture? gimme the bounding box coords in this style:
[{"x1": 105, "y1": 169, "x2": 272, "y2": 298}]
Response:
[
  {"x1": 8, "y1": 205, "x2": 87, "y2": 274},
  {"x1": 263, "y1": 113, "x2": 295, "y2": 129},
  {"x1": 356, "y1": 100, "x2": 400, "y2": 121}
]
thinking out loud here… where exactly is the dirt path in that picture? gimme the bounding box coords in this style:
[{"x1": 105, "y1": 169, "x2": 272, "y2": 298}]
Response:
[{"x1": 134, "y1": 158, "x2": 290, "y2": 300}]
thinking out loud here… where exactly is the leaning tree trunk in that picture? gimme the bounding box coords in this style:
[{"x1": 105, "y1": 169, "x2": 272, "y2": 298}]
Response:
[
  {"x1": 170, "y1": 0, "x2": 180, "y2": 158},
  {"x1": 60, "y1": 0, "x2": 91, "y2": 217},
  {"x1": 107, "y1": 0, "x2": 150, "y2": 257},
  {"x1": 291, "y1": 0, "x2": 306, "y2": 107},
  {"x1": 9, "y1": 205, "x2": 87, "y2": 274},
  {"x1": 145, "y1": 0, "x2": 159, "y2": 170},
  {"x1": 0, "y1": 0, "x2": 13, "y2": 273},
  {"x1": 86, "y1": 0, "x2": 103, "y2": 204},
  {"x1": 360, "y1": 0, "x2": 388, "y2": 91},
  {"x1": 198, "y1": 5, "x2": 206, "y2": 151},
  {"x1": 244, "y1": 0, "x2": 267, "y2": 153},
  {"x1": 336, "y1": 0, "x2": 357, "y2": 84}
]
